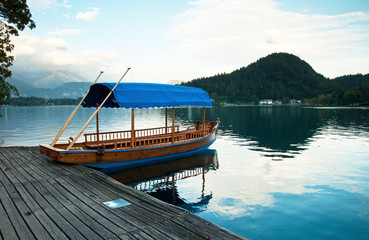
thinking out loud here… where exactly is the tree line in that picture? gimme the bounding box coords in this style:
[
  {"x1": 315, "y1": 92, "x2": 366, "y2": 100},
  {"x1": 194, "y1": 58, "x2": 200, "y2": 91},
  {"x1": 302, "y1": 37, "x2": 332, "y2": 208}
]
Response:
[
  {"x1": 3, "y1": 97, "x2": 82, "y2": 106},
  {"x1": 305, "y1": 85, "x2": 369, "y2": 106}
]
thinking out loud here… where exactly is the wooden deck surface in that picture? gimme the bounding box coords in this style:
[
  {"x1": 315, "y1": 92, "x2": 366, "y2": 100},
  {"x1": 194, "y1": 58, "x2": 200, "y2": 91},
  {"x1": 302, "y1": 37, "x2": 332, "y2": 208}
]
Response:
[{"x1": 0, "y1": 147, "x2": 246, "y2": 240}]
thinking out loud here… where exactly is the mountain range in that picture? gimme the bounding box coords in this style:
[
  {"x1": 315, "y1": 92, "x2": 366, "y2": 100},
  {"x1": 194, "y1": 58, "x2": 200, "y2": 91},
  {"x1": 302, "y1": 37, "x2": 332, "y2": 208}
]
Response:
[{"x1": 7, "y1": 70, "x2": 91, "y2": 99}]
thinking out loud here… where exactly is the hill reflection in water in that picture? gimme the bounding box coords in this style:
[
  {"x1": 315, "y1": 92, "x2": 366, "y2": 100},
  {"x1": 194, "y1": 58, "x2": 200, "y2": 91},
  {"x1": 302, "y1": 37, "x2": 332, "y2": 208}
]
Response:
[
  {"x1": 175, "y1": 106, "x2": 369, "y2": 161},
  {"x1": 108, "y1": 149, "x2": 218, "y2": 213}
]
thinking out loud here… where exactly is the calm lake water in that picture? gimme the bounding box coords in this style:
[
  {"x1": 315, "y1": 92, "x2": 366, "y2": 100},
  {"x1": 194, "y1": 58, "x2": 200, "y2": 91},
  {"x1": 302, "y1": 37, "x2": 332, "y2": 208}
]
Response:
[{"x1": 1, "y1": 105, "x2": 369, "y2": 239}]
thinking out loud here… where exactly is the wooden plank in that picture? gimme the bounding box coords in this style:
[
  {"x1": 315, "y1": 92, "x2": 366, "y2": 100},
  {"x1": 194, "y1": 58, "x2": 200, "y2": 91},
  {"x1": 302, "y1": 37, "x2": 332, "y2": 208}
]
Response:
[
  {"x1": 33, "y1": 172, "x2": 117, "y2": 239},
  {"x1": 0, "y1": 154, "x2": 87, "y2": 240},
  {"x1": 8, "y1": 148, "x2": 101, "y2": 239},
  {"x1": 64, "y1": 174, "x2": 154, "y2": 227},
  {"x1": 61, "y1": 173, "x2": 176, "y2": 239},
  {"x1": 28, "y1": 149, "x2": 184, "y2": 219},
  {"x1": 86, "y1": 175, "x2": 184, "y2": 226},
  {"x1": 0, "y1": 149, "x2": 21, "y2": 185},
  {"x1": 31, "y1": 176, "x2": 104, "y2": 239},
  {"x1": 51, "y1": 175, "x2": 137, "y2": 234},
  {"x1": 89, "y1": 171, "x2": 185, "y2": 215},
  {"x1": 0, "y1": 190, "x2": 19, "y2": 240},
  {"x1": 151, "y1": 220, "x2": 192, "y2": 240},
  {"x1": 0, "y1": 149, "x2": 10, "y2": 171},
  {"x1": 70, "y1": 172, "x2": 178, "y2": 218},
  {"x1": 127, "y1": 230, "x2": 155, "y2": 240},
  {"x1": 1, "y1": 147, "x2": 39, "y2": 186},
  {"x1": 0, "y1": 183, "x2": 36, "y2": 240},
  {"x1": 30, "y1": 152, "x2": 207, "y2": 239},
  {"x1": 182, "y1": 213, "x2": 245, "y2": 239},
  {"x1": 169, "y1": 214, "x2": 225, "y2": 240},
  {"x1": 13, "y1": 181, "x2": 69, "y2": 240},
  {"x1": 18, "y1": 150, "x2": 147, "y2": 236},
  {"x1": 129, "y1": 224, "x2": 171, "y2": 239},
  {"x1": 2, "y1": 183, "x2": 52, "y2": 239}
]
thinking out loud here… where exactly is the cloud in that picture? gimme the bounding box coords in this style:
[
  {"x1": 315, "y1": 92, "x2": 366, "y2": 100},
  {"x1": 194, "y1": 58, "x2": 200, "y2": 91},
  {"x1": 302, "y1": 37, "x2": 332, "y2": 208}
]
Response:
[
  {"x1": 48, "y1": 28, "x2": 85, "y2": 36},
  {"x1": 12, "y1": 35, "x2": 68, "y2": 57},
  {"x1": 28, "y1": 0, "x2": 71, "y2": 8},
  {"x1": 28, "y1": 0, "x2": 57, "y2": 8},
  {"x1": 11, "y1": 34, "x2": 119, "y2": 78},
  {"x1": 170, "y1": 0, "x2": 369, "y2": 78},
  {"x1": 76, "y1": 7, "x2": 100, "y2": 21}
]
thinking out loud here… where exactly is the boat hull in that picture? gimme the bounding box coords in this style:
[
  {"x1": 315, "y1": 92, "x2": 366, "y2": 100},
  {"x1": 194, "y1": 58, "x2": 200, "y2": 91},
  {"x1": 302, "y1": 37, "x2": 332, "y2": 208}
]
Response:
[
  {"x1": 85, "y1": 138, "x2": 217, "y2": 174},
  {"x1": 40, "y1": 123, "x2": 219, "y2": 173}
]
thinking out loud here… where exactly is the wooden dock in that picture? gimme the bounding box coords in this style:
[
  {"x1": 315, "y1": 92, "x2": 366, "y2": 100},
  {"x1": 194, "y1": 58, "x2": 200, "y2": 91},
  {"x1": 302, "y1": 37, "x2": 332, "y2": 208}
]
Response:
[{"x1": 0, "y1": 147, "x2": 245, "y2": 240}]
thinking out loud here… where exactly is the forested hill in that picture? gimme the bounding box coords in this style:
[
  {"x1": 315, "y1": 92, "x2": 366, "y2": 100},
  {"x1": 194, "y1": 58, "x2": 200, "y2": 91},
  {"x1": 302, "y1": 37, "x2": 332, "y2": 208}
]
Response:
[
  {"x1": 180, "y1": 53, "x2": 339, "y2": 103},
  {"x1": 333, "y1": 74, "x2": 369, "y2": 89}
]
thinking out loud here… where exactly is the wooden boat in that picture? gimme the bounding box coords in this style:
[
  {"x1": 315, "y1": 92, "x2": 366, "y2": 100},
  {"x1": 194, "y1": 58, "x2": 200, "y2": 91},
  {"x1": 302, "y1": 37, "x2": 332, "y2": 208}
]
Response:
[{"x1": 40, "y1": 69, "x2": 220, "y2": 173}]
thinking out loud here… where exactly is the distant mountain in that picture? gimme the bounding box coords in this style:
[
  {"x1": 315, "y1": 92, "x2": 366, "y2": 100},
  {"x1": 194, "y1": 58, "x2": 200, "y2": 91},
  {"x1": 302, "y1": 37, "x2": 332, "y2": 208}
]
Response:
[
  {"x1": 10, "y1": 70, "x2": 51, "y2": 86},
  {"x1": 167, "y1": 80, "x2": 182, "y2": 85},
  {"x1": 10, "y1": 70, "x2": 87, "y2": 89},
  {"x1": 34, "y1": 70, "x2": 86, "y2": 88},
  {"x1": 7, "y1": 70, "x2": 92, "y2": 99},
  {"x1": 12, "y1": 82, "x2": 91, "y2": 99},
  {"x1": 181, "y1": 53, "x2": 340, "y2": 103}
]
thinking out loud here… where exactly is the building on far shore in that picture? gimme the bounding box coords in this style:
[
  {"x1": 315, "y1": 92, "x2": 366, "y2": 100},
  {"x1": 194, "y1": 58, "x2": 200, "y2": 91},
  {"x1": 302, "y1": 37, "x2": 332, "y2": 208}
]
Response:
[
  {"x1": 259, "y1": 99, "x2": 273, "y2": 105},
  {"x1": 259, "y1": 99, "x2": 301, "y2": 105},
  {"x1": 290, "y1": 99, "x2": 302, "y2": 105}
]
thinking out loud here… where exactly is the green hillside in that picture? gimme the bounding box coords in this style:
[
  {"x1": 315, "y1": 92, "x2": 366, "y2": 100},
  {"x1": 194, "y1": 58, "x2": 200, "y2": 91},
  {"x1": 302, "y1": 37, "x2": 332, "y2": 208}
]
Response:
[
  {"x1": 333, "y1": 74, "x2": 369, "y2": 89},
  {"x1": 181, "y1": 53, "x2": 340, "y2": 104}
]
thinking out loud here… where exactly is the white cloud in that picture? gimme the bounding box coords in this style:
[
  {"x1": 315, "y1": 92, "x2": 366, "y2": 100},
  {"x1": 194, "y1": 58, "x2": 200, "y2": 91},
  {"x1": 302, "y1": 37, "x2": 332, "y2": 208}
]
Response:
[
  {"x1": 170, "y1": 0, "x2": 369, "y2": 78},
  {"x1": 28, "y1": 0, "x2": 57, "y2": 8},
  {"x1": 11, "y1": 35, "x2": 68, "y2": 57},
  {"x1": 28, "y1": 0, "x2": 71, "y2": 8},
  {"x1": 48, "y1": 28, "x2": 84, "y2": 36},
  {"x1": 76, "y1": 7, "x2": 100, "y2": 21},
  {"x1": 11, "y1": 34, "x2": 119, "y2": 79}
]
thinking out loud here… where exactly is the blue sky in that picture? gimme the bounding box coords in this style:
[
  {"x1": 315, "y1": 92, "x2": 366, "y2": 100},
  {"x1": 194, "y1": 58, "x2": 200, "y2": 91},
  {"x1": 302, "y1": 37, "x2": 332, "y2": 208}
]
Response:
[{"x1": 12, "y1": 0, "x2": 369, "y2": 83}]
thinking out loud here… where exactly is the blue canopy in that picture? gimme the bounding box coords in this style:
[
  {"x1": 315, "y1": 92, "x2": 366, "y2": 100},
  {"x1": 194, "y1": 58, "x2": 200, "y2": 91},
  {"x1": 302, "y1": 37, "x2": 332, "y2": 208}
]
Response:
[{"x1": 82, "y1": 83, "x2": 213, "y2": 109}]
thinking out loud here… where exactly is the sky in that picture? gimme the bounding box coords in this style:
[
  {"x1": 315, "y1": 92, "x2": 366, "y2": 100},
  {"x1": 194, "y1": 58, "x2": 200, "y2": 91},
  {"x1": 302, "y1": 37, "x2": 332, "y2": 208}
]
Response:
[{"x1": 10, "y1": 0, "x2": 369, "y2": 83}]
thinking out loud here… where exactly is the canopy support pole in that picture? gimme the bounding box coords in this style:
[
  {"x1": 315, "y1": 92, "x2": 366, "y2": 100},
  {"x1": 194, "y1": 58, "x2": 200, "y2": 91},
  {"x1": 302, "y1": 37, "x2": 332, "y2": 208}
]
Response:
[
  {"x1": 202, "y1": 107, "x2": 206, "y2": 137},
  {"x1": 165, "y1": 107, "x2": 168, "y2": 134},
  {"x1": 51, "y1": 71, "x2": 104, "y2": 146},
  {"x1": 66, "y1": 68, "x2": 131, "y2": 151},
  {"x1": 96, "y1": 103, "x2": 100, "y2": 143},
  {"x1": 131, "y1": 108, "x2": 135, "y2": 148},
  {"x1": 172, "y1": 107, "x2": 175, "y2": 143}
]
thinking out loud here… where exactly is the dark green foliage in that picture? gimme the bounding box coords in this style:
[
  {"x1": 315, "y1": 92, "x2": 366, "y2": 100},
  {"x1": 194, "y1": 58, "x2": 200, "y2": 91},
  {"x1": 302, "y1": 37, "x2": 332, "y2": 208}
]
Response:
[
  {"x1": 181, "y1": 53, "x2": 338, "y2": 104},
  {"x1": 0, "y1": 0, "x2": 36, "y2": 32},
  {"x1": 307, "y1": 85, "x2": 369, "y2": 106},
  {"x1": 0, "y1": 0, "x2": 35, "y2": 107},
  {"x1": 333, "y1": 74, "x2": 369, "y2": 89}
]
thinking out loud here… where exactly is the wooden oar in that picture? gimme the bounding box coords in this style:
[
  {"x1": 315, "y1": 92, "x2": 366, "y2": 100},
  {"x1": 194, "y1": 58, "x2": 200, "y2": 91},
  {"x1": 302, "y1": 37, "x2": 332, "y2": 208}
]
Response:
[
  {"x1": 66, "y1": 68, "x2": 131, "y2": 151},
  {"x1": 51, "y1": 71, "x2": 104, "y2": 147}
]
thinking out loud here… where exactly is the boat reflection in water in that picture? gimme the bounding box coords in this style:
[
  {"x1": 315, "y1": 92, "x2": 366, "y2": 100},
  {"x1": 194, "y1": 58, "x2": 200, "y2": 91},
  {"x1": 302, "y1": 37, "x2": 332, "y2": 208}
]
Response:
[{"x1": 108, "y1": 148, "x2": 218, "y2": 213}]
